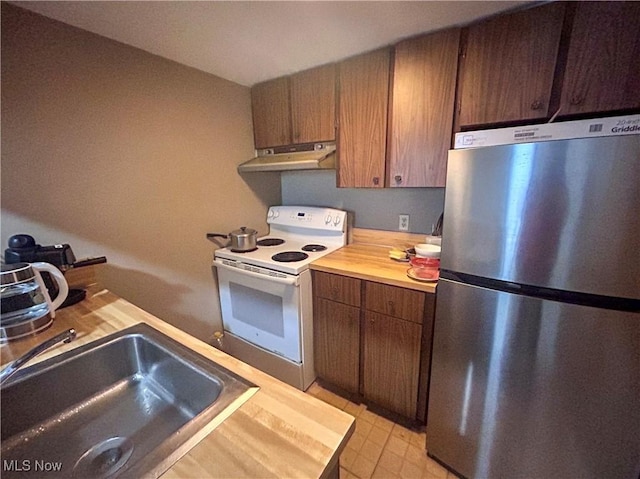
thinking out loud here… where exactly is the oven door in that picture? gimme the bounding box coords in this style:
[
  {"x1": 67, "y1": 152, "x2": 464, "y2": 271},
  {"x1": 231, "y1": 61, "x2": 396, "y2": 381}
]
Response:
[{"x1": 214, "y1": 259, "x2": 303, "y2": 363}]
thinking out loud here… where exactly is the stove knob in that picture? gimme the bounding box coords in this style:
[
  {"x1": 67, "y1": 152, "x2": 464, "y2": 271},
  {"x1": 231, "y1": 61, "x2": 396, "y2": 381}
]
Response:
[
  {"x1": 272, "y1": 209, "x2": 279, "y2": 218},
  {"x1": 333, "y1": 216, "x2": 341, "y2": 226},
  {"x1": 267, "y1": 209, "x2": 274, "y2": 219},
  {"x1": 325, "y1": 214, "x2": 332, "y2": 225}
]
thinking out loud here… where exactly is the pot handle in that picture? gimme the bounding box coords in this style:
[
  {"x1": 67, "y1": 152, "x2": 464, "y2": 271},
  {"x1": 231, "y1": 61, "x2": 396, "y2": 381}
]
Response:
[
  {"x1": 206, "y1": 233, "x2": 228, "y2": 239},
  {"x1": 31, "y1": 262, "x2": 69, "y2": 316}
]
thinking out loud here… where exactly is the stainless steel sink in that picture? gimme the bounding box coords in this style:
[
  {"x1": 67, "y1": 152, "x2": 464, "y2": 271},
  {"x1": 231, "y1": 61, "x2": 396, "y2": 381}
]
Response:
[{"x1": 1, "y1": 323, "x2": 256, "y2": 478}]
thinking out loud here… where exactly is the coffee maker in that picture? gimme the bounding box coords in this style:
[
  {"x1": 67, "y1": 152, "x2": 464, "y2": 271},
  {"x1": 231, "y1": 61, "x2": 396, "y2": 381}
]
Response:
[{"x1": 4, "y1": 234, "x2": 107, "y2": 307}]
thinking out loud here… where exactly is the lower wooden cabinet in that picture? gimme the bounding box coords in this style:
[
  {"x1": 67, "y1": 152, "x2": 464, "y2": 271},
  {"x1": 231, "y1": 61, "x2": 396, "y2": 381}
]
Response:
[
  {"x1": 362, "y1": 311, "x2": 422, "y2": 418},
  {"x1": 312, "y1": 271, "x2": 435, "y2": 421},
  {"x1": 314, "y1": 297, "x2": 360, "y2": 393}
]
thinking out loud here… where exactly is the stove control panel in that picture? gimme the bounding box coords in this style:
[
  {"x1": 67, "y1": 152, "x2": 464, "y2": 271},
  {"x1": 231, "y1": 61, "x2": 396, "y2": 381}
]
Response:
[{"x1": 267, "y1": 206, "x2": 346, "y2": 232}]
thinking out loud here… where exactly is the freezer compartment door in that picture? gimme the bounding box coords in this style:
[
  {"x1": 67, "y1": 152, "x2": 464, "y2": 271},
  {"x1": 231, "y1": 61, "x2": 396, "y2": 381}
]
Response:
[
  {"x1": 442, "y1": 135, "x2": 640, "y2": 299},
  {"x1": 427, "y1": 279, "x2": 640, "y2": 479}
]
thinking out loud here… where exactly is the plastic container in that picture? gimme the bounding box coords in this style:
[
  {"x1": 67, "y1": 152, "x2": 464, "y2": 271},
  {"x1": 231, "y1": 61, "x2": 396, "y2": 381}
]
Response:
[
  {"x1": 424, "y1": 235, "x2": 442, "y2": 246},
  {"x1": 409, "y1": 257, "x2": 440, "y2": 280},
  {"x1": 414, "y1": 243, "x2": 441, "y2": 258}
]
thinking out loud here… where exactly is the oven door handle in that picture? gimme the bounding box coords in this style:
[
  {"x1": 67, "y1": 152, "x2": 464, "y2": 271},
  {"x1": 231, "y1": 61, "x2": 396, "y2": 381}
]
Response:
[{"x1": 214, "y1": 259, "x2": 299, "y2": 286}]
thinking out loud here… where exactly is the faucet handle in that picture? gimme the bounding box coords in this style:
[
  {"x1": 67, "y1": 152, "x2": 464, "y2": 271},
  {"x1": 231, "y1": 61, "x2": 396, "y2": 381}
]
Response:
[{"x1": 63, "y1": 328, "x2": 77, "y2": 343}]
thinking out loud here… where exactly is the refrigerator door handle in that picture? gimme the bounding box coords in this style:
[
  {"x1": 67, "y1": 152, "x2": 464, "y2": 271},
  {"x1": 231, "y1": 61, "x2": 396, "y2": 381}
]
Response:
[{"x1": 440, "y1": 270, "x2": 640, "y2": 313}]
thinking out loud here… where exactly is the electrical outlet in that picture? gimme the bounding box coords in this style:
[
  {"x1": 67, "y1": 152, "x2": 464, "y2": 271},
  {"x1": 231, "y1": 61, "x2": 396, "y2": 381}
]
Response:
[{"x1": 399, "y1": 214, "x2": 409, "y2": 231}]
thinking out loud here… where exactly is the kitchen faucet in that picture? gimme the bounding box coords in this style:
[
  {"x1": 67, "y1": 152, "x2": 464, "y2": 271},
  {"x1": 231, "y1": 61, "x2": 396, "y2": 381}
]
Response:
[{"x1": 0, "y1": 328, "x2": 77, "y2": 386}]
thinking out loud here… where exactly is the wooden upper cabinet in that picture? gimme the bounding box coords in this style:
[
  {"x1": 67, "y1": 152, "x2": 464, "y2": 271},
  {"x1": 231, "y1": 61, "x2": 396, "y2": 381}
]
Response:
[
  {"x1": 458, "y1": 2, "x2": 566, "y2": 127},
  {"x1": 252, "y1": 65, "x2": 336, "y2": 149},
  {"x1": 337, "y1": 49, "x2": 391, "y2": 188},
  {"x1": 251, "y1": 77, "x2": 291, "y2": 148},
  {"x1": 559, "y1": 1, "x2": 640, "y2": 116},
  {"x1": 290, "y1": 64, "x2": 336, "y2": 144},
  {"x1": 388, "y1": 29, "x2": 460, "y2": 188}
]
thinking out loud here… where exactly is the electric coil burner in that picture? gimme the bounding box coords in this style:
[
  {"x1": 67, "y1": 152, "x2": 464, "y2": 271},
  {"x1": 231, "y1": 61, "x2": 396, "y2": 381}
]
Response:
[
  {"x1": 257, "y1": 238, "x2": 285, "y2": 247},
  {"x1": 302, "y1": 244, "x2": 327, "y2": 252},
  {"x1": 231, "y1": 247, "x2": 258, "y2": 253},
  {"x1": 272, "y1": 251, "x2": 309, "y2": 262},
  {"x1": 213, "y1": 206, "x2": 348, "y2": 391}
]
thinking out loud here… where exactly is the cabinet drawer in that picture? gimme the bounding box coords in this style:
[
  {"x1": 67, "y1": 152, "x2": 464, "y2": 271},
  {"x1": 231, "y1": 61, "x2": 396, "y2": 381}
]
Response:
[
  {"x1": 313, "y1": 272, "x2": 361, "y2": 306},
  {"x1": 365, "y1": 282, "x2": 425, "y2": 324}
]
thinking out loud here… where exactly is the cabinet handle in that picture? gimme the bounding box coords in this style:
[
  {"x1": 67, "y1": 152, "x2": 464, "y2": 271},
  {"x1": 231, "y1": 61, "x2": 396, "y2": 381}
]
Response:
[
  {"x1": 388, "y1": 300, "x2": 396, "y2": 316},
  {"x1": 569, "y1": 96, "x2": 584, "y2": 106},
  {"x1": 331, "y1": 287, "x2": 339, "y2": 299},
  {"x1": 394, "y1": 175, "x2": 402, "y2": 184},
  {"x1": 372, "y1": 177, "x2": 380, "y2": 186},
  {"x1": 530, "y1": 100, "x2": 543, "y2": 110}
]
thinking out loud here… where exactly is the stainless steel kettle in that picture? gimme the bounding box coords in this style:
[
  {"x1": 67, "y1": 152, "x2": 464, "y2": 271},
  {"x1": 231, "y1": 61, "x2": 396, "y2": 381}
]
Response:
[
  {"x1": 1, "y1": 262, "x2": 69, "y2": 342},
  {"x1": 207, "y1": 227, "x2": 258, "y2": 252}
]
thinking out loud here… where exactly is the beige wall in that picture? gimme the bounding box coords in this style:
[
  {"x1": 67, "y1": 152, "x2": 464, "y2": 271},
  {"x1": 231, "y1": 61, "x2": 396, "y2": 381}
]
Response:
[{"x1": 1, "y1": 4, "x2": 281, "y2": 340}]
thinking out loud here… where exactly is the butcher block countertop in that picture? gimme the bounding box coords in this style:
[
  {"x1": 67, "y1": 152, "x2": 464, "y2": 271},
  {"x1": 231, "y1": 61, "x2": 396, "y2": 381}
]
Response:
[
  {"x1": 311, "y1": 228, "x2": 438, "y2": 294},
  {"x1": 0, "y1": 286, "x2": 355, "y2": 478}
]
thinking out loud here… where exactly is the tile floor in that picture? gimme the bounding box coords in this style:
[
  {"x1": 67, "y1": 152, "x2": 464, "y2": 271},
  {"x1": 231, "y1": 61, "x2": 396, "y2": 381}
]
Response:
[{"x1": 306, "y1": 382, "x2": 460, "y2": 479}]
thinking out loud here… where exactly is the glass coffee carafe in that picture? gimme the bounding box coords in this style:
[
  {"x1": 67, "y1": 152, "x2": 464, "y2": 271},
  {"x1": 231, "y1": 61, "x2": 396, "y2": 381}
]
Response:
[{"x1": 1, "y1": 262, "x2": 69, "y2": 342}]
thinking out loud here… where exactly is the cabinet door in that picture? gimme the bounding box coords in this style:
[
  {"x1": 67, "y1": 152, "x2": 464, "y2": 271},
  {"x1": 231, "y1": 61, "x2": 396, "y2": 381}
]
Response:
[
  {"x1": 388, "y1": 29, "x2": 460, "y2": 187},
  {"x1": 560, "y1": 1, "x2": 640, "y2": 115},
  {"x1": 365, "y1": 282, "x2": 425, "y2": 324},
  {"x1": 458, "y1": 2, "x2": 566, "y2": 127},
  {"x1": 251, "y1": 77, "x2": 291, "y2": 148},
  {"x1": 337, "y1": 49, "x2": 390, "y2": 188},
  {"x1": 313, "y1": 271, "x2": 361, "y2": 307},
  {"x1": 417, "y1": 293, "x2": 436, "y2": 424},
  {"x1": 363, "y1": 312, "x2": 422, "y2": 418},
  {"x1": 290, "y1": 64, "x2": 336, "y2": 144},
  {"x1": 313, "y1": 298, "x2": 360, "y2": 393}
]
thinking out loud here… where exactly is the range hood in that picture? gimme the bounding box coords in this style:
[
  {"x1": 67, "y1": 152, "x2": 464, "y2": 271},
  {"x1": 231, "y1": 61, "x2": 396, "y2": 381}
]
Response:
[{"x1": 238, "y1": 142, "x2": 335, "y2": 173}]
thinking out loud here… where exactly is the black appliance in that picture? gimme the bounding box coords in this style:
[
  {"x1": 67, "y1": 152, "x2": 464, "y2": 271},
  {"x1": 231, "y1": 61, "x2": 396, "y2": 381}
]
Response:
[{"x1": 4, "y1": 234, "x2": 107, "y2": 307}]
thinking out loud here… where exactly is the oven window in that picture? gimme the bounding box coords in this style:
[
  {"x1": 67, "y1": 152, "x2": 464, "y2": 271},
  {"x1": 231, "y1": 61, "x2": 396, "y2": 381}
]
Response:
[{"x1": 229, "y1": 282, "x2": 285, "y2": 337}]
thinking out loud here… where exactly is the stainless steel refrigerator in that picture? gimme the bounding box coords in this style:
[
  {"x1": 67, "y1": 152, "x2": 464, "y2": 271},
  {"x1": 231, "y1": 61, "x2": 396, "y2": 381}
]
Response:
[{"x1": 427, "y1": 133, "x2": 640, "y2": 479}]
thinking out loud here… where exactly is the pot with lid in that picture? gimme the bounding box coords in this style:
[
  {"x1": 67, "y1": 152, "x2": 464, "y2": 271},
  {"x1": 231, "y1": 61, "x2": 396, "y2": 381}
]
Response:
[
  {"x1": 1, "y1": 262, "x2": 69, "y2": 342},
  {"x1": 207, "y1": 227, "x2": 258, "y2": 252}
]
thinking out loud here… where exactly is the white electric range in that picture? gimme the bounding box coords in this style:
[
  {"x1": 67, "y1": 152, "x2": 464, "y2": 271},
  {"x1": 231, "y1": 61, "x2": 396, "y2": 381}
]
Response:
[{"x1": 213, "y1": 205, "x2": 347, "y2": 390}]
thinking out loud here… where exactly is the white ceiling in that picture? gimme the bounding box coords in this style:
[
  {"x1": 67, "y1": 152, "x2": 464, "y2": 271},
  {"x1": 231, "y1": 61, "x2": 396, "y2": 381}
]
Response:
[{"x1": 13, "y1": 1, "x2": 531, "y2": 87}]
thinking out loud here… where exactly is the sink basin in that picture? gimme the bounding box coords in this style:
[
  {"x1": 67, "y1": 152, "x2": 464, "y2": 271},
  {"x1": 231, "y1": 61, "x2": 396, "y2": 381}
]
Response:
[{"x1": 1, "y1": 323, "x2": 257, "y2": 478}]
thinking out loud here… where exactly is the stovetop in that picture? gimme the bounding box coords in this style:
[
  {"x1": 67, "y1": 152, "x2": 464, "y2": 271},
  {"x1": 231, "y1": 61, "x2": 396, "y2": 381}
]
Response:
[
  {"x1": 214, "y1": 206, "x2": 347, "y2": 275},
  {"x1": 215, "y1": 235, "x2": 344, "y2": 275}
]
